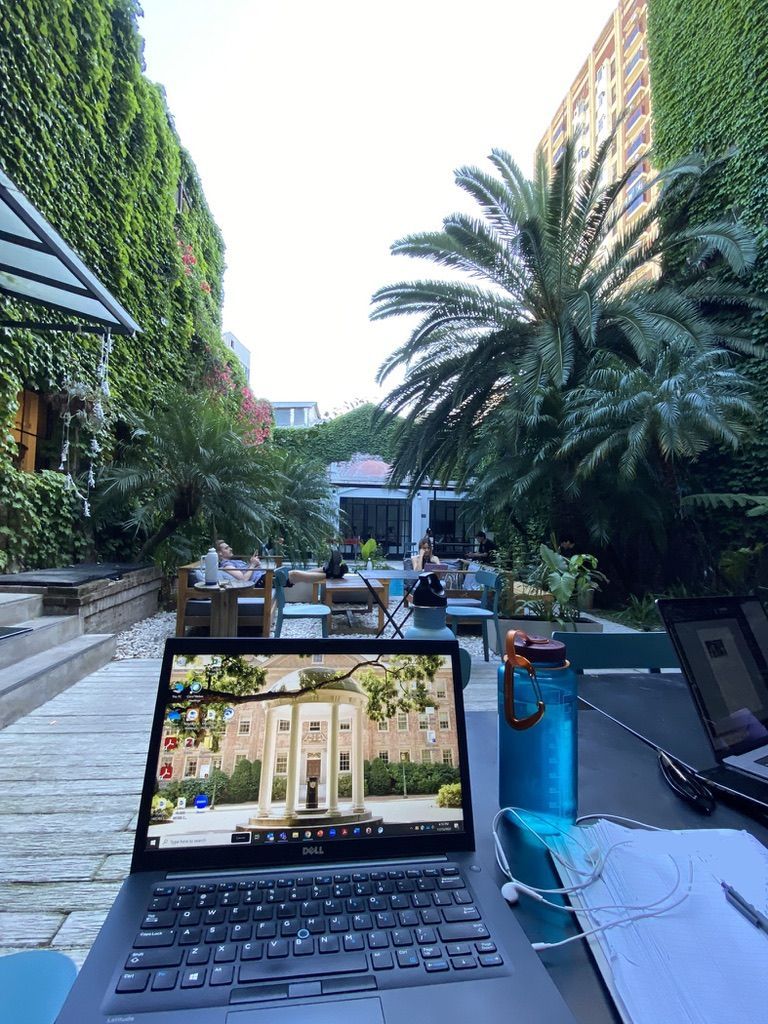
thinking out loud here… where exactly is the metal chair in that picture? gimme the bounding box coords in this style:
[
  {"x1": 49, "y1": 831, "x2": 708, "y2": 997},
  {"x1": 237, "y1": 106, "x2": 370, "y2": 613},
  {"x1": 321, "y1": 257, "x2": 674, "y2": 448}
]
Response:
[
  {"x1": 551, "y1": 631, "x2": 680, "y2": 675},
  {"x1": 273, "y1": 567, "x2": 332, "y2": 638},
  {"x1": 445, "y1": 569, "x2": 503, "y2": 661},
  {"x1": 0, "y1": 950, "x2": 77, "y2": 1024}
]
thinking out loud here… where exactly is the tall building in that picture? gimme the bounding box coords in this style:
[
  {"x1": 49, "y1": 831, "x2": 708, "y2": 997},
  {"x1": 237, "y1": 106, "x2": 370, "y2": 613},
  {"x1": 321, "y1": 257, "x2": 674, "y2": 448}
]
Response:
[
  {"x1": 222, "y1": 330, "x2": 251, "y2": 381},
  {"x1": 536, "y1": 0, "x2": 651, "y2": 232}
]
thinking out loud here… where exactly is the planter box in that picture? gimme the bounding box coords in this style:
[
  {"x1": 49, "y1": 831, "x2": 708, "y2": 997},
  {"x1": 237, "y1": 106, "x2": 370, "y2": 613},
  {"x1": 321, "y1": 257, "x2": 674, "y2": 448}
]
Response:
[{"x1": 491, "y1": 615, "x2": 603, "y2": 654}]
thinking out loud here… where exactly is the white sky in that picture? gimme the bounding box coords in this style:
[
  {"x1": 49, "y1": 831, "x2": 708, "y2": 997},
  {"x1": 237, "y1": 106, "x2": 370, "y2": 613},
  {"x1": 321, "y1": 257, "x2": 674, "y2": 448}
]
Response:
[{"x1": 139, "y1": 0, "x2": 617, "y2": 413}]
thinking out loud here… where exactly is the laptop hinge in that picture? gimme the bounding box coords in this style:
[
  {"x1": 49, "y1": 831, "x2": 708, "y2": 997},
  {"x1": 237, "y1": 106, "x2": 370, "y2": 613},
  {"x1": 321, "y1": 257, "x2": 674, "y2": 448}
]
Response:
[{"x1": 166, "y1": 853, "x2": 449, "y2": 880}]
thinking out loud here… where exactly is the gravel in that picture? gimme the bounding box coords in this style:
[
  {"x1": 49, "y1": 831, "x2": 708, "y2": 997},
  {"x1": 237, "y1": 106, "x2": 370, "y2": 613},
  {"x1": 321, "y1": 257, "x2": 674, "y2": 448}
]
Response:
[{"x1": 113, "y1": 603, "x2": 487, "y2": 660}]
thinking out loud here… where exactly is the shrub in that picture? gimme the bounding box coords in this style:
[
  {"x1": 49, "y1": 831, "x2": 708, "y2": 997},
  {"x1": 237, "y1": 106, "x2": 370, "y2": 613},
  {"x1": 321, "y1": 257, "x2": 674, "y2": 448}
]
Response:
[
  {"x1": 436, "y1": 783, "x2": 462, "y2": 808},
  {"x1": 368, "y1": 758, "x2": 393, "y2": 796}
]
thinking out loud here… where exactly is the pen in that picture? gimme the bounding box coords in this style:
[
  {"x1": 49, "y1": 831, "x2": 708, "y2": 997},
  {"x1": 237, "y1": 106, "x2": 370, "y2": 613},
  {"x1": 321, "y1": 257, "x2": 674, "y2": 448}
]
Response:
[{"x1": 721, "y1": 881, "x2": 768, "y2": 933}]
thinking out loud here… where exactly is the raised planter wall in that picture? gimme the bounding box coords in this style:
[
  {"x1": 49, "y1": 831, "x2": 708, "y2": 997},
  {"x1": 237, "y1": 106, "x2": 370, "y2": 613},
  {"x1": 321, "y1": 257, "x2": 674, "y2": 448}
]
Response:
[
  {"x1": 2, "y1": 567, "x2": 162, "y2": 634},
  {"x1": 492, "y1": 615, "x2": 603, "y2": 654}
]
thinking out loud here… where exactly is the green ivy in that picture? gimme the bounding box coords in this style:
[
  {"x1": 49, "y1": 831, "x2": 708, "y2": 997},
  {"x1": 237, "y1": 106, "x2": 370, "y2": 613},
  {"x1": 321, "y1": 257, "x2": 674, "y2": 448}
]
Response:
[
  {"x1": 0, "y1": 469, "x2": 88, "y2": 572},
  {"x1": 648, "y1": 0, "x2": 768, "y2": 500},
  {"x1": 273, "y1": 404, "x2": 399, "y2": 465},
  {"x1": 0, "y1": 0, "x2": 240, "y2": 565}
]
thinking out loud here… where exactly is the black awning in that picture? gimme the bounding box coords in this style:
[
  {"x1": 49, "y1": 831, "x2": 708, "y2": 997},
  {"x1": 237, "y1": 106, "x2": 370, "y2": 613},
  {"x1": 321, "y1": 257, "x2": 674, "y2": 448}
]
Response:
[{"x1": 0, "y1": 166, "x2": 141, "y2": 335}]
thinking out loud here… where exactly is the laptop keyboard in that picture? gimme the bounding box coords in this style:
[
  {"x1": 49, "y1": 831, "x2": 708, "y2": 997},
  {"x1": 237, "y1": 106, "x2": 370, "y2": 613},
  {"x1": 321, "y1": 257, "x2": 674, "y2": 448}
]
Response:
[{"x1": 114, "y1": 864, "x2": 503, "y2": 1007}]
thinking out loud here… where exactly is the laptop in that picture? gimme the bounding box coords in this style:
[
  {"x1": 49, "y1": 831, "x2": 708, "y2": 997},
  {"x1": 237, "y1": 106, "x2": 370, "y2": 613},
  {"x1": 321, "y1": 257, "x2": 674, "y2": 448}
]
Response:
[
  {"x1": 657, "y1": 596, "x2": 768, "y2": 811},
  {"x1": 57, "y1": 637, "x2": 575, "y2": 1024}
]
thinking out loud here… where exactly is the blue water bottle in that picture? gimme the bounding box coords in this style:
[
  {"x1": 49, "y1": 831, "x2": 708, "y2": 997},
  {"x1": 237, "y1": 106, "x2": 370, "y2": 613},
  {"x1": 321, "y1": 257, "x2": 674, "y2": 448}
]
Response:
[{"x1": 498, "y1": 630, "x2": 577, "y2": 831}]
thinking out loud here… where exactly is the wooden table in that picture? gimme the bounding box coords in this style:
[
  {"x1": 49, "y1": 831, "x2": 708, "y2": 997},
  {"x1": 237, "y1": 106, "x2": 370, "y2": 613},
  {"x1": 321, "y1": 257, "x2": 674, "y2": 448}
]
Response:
[
  {"x1": 311, "y1": 577, "x2": 391, "y2": 632},
  {"x1": 193, "y1": 581, "x2": 255, "y2": 637}
]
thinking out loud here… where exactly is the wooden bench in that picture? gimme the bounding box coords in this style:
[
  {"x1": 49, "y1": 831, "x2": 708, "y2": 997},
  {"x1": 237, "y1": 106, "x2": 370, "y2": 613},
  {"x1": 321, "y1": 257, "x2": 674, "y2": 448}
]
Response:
[
  {"x1": 176, "y1": 562, "x2": 275, "y2": 637},
  {"x1": 311, "y1": 577, "x2": 391, "y2": 633}
]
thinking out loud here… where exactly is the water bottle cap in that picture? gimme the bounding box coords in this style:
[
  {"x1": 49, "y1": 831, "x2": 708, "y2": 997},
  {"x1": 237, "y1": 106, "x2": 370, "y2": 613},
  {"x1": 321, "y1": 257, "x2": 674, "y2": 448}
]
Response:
[
  {"x1": 513, "y1": 633, "x2": 566, "y2": 663},
  {"x1": 411, "y1": 572, "x2": 447, "y2": 607}
]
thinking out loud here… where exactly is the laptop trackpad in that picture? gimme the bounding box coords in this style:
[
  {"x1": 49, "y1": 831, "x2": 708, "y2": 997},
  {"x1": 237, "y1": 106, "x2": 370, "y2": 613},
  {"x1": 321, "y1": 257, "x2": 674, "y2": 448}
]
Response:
[{"x1": 229, "y1": 997, "x2": 384, "y2": 1024}]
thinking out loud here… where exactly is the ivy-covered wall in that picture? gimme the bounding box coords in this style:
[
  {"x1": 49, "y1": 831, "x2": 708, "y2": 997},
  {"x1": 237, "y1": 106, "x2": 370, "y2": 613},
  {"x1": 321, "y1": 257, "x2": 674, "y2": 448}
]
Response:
[
  {"x1": 0, "y1": 0, "x2": 229, "y2": 410},
  {"x1": 648, "y1": 0, "x2": 768, "y2": 496},
  {"x1": 273, "y1": 404, "x2": 399, "y2": 466},
  {"x1": 0, "y1": 0, "x2": 237, "y2": 569}
]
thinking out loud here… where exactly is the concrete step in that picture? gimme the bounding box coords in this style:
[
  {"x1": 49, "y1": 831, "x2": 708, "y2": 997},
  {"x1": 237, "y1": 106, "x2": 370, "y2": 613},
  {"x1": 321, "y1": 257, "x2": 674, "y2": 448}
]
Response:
[
  {"x1": 0, "y1": 615, "x2": 83, "y2": 670},
  {"x1": 0, "y1": 592, "x2": 43, "y2": 626},
  {"x1": 0, "y1": 634, "x2": 116, "y2": 730}
]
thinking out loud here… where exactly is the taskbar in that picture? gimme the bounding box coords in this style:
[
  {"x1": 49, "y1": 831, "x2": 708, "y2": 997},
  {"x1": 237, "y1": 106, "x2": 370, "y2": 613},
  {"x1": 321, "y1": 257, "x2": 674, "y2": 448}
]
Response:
[{"x1": 147, "y1": 819, "x2": 463, "y2": 851}]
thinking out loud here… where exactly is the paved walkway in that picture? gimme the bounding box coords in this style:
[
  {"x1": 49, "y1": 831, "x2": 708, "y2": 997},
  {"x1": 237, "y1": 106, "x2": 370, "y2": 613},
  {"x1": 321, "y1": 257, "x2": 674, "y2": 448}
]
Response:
[{"x1": 0, "y1": 654, "x2": 499, "y2": 966}]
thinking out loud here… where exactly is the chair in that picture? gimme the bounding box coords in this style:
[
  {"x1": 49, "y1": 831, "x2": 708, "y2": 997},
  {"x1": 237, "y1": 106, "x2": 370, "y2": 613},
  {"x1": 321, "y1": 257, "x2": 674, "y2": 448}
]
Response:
[
  {"x1": 445, "y1": 569, "x2": 504, "y2": 662},
  {"x1": 175, "y1": 562, "x2": 274, "y2": 637},
  {"x1": 273, "y1": 567, "x2": 332, "y2": 638},
  {"x1": 551, "y1": 631, "x2": 680, "y2": 675},
  {"x1": 0, "y1": 950, "x2": 77, "y2": 1024}
]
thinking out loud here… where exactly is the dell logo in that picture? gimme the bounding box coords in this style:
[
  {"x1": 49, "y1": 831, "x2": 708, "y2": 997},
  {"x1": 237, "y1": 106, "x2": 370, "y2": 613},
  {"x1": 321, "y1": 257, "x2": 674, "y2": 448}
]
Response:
[{"x1": 302, "y1": 845, "x2": 324, "y2": 856}]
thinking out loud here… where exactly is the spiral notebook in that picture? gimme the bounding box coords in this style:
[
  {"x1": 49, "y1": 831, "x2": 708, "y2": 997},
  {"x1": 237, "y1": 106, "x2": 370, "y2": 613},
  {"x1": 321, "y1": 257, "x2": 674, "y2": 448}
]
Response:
[{"x1": 550, "y1": 820, "x2": 768, "y2": 1024}]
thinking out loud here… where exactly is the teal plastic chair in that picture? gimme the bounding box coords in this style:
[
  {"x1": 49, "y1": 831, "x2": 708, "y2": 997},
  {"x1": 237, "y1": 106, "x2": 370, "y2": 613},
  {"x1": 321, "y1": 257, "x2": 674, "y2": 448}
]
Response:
[
  {"x1": 445, "y1": 569, "x2": 503, "y2": 662},
  {"x1": 551, "y1": 630, "x2": 680, "y2": 675},
  {"x1": 0, "y1": 950, "x2": 77, "y2": 1024},
  {"x1": 273, "y1": 567, "x2": 332, "y2": 638}
]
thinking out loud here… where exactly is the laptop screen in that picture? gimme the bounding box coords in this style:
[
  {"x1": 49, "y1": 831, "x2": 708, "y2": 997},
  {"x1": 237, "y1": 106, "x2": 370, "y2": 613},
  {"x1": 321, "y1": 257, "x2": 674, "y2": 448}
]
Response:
[
  {"x1": 658, "y1": 597, "x2": 768, "y2": 757},
  {"x1": 132, "y1": 639, "x2": 473, "y2": 871}
]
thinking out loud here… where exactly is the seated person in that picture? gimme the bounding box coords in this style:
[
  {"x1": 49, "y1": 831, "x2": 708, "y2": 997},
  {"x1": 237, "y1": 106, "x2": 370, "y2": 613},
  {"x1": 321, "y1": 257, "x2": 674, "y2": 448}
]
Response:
[
  {"x1": 215, "y1": 540, "x2": 325, "y2": 587},
  {"x1": 472, "y1": 531, "x2": 497, "y2": 563},
  {"x1": 412, "y1": 537, "x2": 439, "y2": 572}
]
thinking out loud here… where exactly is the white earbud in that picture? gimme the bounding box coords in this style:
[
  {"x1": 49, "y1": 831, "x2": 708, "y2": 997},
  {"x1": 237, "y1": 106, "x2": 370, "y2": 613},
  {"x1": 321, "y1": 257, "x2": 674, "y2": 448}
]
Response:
[{"x1": 500, "y1": 881, "x2": 519, "y2": 904}]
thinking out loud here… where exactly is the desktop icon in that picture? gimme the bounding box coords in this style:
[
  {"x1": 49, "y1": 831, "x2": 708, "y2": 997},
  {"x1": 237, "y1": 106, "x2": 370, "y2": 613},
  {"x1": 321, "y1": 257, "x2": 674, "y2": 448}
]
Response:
[
  {"x1": 266, "y1": 832, "x2": 275, "y2": 842},
  {"x1": 206, "y1": 709, "x2": 216, "y2": 721},
  {"x1": 172, "y1": 682, "x2": 185, "y2": 694},
  {"x1": 377, "y1": 827, "x2": 384, "y2": 834},
  {"x1": 185, "y1": 708, "x2": 199, "y2": 723},
  {"x1": 365, "y1": 827, "x2": 372, "y2": 835},
  {"x1": 292, "y1": 831, "x2": 299, "y2": 839},
  {"x1": 341, "y1": 828, "x2": 348, "y2": 836},
  {"x1": 167, "y1": 709, "x2": 181, "y2": 723},
  {"x1": 163, "y1": 737, "x2": 178, "y2": 752},
  {"x1": 278, "y1": 832, "x2": 288, "y2": 841},
  {"x1": 159, "y1": 764, "x2": 172, "y2": 780},
  {"x1": 316, "y1": 830, "x2": 324, "y2": 838},
  {"x1": 329, "y1": 828, "x2": 336, "y2": 837},
  {"x1": 223, "y1": 707, "x2": 235, "y2": 721},
  {"x1": 194, "y1": 794, "x2": 209, "y2": 809},
  {"x1": 304, "y1": 831, "x2": 312, "y2": 839},
  {"x1": 353, "y1": 827, "x2": 361, "y2": 835},
  {"x1": 190, "y1": 681, "x2": 202, "y2": 693}
]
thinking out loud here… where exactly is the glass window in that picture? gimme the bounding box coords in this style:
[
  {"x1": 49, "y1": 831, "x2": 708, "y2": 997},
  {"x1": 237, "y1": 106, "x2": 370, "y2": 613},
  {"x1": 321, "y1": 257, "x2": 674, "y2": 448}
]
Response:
[
  {"x1": 340, "y1": 720, "x2": 351, "y2": 731},
  {"x1": 275, "y1": 753, "x2": 288, "y2": 774},
  {"x1": 212, "y1": 757, "x2": 222, "y2": 770},
  {"x1": 238, "y1": 719, "x2": 251, "y2": 735},
  {"x1": 442, "y1": 750, "x2": 453, "y2": 766},
  {"x1": 418, "y1": 715, "x2": 429, "y2": 731},
  {"x1": 234, "y1": 753, "x2": 248, "y2": 764},
  {"x1": 309, "y1": 721, "x2": 321, "y2": 732},
  {"x1": 184, "y1": 759, "x2": 198, "y2": 778},
  {"x1": 400, "y1": 751, "x2": 411, "y2": 763},
  {"x1": 439, "y1": 712, "x2": 450, "y2": 731},
  {"x1": 339, "y1": 751, "x2": 350, "y2": 772},
  {"x1": 421, "y1": 749, "x2": 432, "y2": 763},
  {"x1": 312, "y1": 654, "x2": 324, "y2": 665},
  {"x1": 397, "y1": 713, "x2": 408, "y2": 731},
  {"x1": 436, "y1": 685, "x2": 447, "y2": 699},
  {"x1": 378, "y1": 751, "x2": 389, "y2": 763},
  {"x1": 378, "y1": 720, "x2": 389, "y2": 732},
  {"x1": 278, "y1": 719, "x2": 290, "y2": 732}
]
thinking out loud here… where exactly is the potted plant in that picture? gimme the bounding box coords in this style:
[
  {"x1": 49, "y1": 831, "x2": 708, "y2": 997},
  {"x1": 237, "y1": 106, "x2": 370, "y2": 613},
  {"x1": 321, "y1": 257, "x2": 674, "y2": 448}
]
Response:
[{"x1": 492, "y1": 544, "x2": 605, "y2": 651}]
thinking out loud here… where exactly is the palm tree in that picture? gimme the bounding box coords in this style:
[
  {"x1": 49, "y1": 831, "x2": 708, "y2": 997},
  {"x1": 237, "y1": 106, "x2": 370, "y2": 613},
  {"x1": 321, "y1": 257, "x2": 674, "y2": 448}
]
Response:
[
  {"x1": 100, "y1": 388, "x2": 335, "y2": 560},
  {"x1": 371, "y1": 133, "x2": 764, "y2": 495}
]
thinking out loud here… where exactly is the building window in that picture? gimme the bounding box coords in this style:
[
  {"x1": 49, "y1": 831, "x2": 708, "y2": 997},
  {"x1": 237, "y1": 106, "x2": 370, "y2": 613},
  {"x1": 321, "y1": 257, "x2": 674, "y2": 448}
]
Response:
[
  {"x1": 308, "y1": 721, "x2": 321, "y2": 732},
  {"x1": 340, "y1": 719, "x2": 351, "y2": 731},
  {"x1": 339, "y1": 751, "x2": 350, "y2": 772},
  {"x1": 625, "y1": 49, "x2": 644, "y2": 78},
  {"x1": 278, "y1": 719, "x2": 290, "y2": 732},
  {"x1": 421, "y1": 749, "x2": 432, "y2": 763},
  {"x1": 311, "y1": 654, "x2": 324, "y2": 665},
  {"x1": 435, "y1": 684, "x2": 446, "y2": 699},
  {"x1": 11, "y1": 389, "x2": 46, "y2": 472},
  {"x1": 378, "y1": 720, "x2": 389, "y2": 732},
  {"x1": 626, "y1": 132, "x2": 646, "y2": 158},
  {"x1": 212, "y1": 757, "x2": 222, "y2": 771},
  {"x1": 275, "y1": 753, "x2": 288, "y2": 774},
  {"x1": 184, "y1": 759, "x2": 198, "y2": 778},
  {"x1": 418, "y1": 715, "x2": 429, "y2": 731},
  {"x1": 397, "y1": 713, "x2": 408, "y2": 732},
  {"x1": 234, "y1": 753, "x2": 248, "y2": 765},
  {"x1": 400, "y1": 751, "x2": 411, "y2": 763},
  {"x1": 626, "y1": 104, "x2": 644, "y2": 130},
  {"x1": 442, "y1": 750, "x2": 453, "y2": 766},
  {"x1": 626, "y1": 194, "x2": 646, "y2": 216},
  {"x1": 238, "y1": 719, "x2": 251, "y2": 735},
  {"x1": 378, "y1": 751, "x2": 389, "y2": 763},
  {"x1": 439, "y1": 712, "x2": 450, "y2": 731}
]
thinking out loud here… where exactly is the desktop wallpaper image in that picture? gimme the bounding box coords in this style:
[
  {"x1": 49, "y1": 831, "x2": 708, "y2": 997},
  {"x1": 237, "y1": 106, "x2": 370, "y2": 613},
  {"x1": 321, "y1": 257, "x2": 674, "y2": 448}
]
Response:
[{"x1": 147, "y1": 653, "x2": 464, "y2": 851}]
